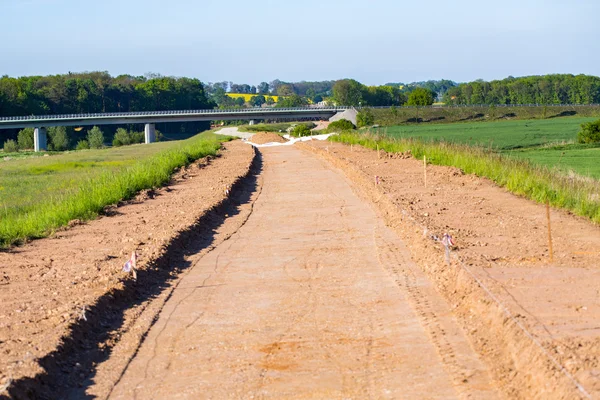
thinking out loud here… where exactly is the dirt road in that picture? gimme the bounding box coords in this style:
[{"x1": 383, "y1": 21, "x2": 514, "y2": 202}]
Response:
[{"x1": 109, "y1": 146, "x2": 498, "y2": 399}]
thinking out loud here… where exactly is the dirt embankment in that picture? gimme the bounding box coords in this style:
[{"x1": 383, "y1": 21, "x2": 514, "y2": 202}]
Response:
[
  {"x1": 0, "y1": 141, "x2": 256, "y2": 399},
  {"x1": 301, "y1": 141, "x2": 600, "y2": 399},
  {"x1": 250, "y1": 132, "x2": 288, "y2": 144}
]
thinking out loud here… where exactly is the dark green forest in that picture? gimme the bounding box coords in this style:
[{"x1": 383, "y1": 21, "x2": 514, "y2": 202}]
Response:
[
  {"x1": 443, "y1": 74, "x2": 600, "y2": 105},
  {"x1": 0, "y1": 72, "x2": 215, "y2": 143}
]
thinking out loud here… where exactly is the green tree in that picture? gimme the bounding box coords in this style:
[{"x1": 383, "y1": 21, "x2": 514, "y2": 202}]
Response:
[
  {"x1": 257, "y1": 82, "x2": 270, "y2": 94},
  {"x1": 357, "y1": 108, "x2": 375, "y2": 127},
  {"x1": 327, "y1": 119, "x2": 356, "y2": 132},
  {"x1": 277, "y1": 84, "x2": 295, "y2": 96},
  {"x1": 265, "y1": 96, "x2": 275, "y2": 105},
  {"x1": 406, "y1": 88, "x2": 435, "y2": 106},
  {"x1": 332, "y1": 79, "x2": 365, "y2": 106},
  {"x1": 250, "y1": 95, "x2": 266, "y2": 107},
  {"x1": 17, "y1": 128, "x2": 34, "y2": 150},
  {"x1": 76, "y1": 140, "x2": 90, "y2": 150},
  {"x1": 578, "y1": 119, "x2": 600, "y2": 143},
  {"x1": 113, "y1": 128, "x2": 131, "y2": 146},
  {"x1": 87, "y1": 126, "x2": 105, "y2": 149},
  {"x1": 3, "y1": 139, "x2": 18, "y2": 153},
  {"x1": 276, "y1": 95, "x2": 308, "y2": 107},
  {"x1": 291, "y1": 124, "x2": 312, "y2": 137},
  {"x1": 48, "y1": 126, "x2": 69, "y2": 151}
]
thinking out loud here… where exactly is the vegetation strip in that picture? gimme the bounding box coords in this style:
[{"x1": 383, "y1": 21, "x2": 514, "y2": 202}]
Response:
[
  {"x1": 0, "y1": 133, "x2": 231, "y2": 248},
  {"x1": 330, "y1": 131, "x2": 600, "y2": 223}
]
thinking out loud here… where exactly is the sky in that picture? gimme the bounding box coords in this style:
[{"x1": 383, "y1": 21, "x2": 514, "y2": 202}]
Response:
[{"x1": 1, "y1": 0, "x2": 599, "y2": 85}]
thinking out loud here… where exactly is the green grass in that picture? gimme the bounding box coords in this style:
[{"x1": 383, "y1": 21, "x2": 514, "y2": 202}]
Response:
[
  {"x1": 508, "y1": 143, "x2": 600, "y2": 179},
  {"x1": 0, "y1": 132, "x2": 231, "y2": 247},
  {"x1": 330, "y1": 131, "x2": 600, "y2": 223},
  {"x1": 372, "y1": 117, "x2": 600, "y2": 180},
  {"x1": 0, "y1": 150, "x2": 49, "y2": 160},
  {"x1": 374, "y1": 117, "x2": 595, "y2": 150}
]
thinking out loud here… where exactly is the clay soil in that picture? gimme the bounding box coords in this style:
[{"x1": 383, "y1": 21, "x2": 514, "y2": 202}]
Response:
[
  {"x1": 107, "y1": 146, "x2": 499, "y2": 399},
  {"x1": 250, "y1": 132, "x2": 288, "y2": 144},
  {"x1": 0, "y1": 141, "x2": 256, "y2": 399},
  {"x1": 2, "y1": 137, "x2": 600, "y2": 399},
  {"x1": 301, "y1": 140, "x2": 600, "y2": 398}
]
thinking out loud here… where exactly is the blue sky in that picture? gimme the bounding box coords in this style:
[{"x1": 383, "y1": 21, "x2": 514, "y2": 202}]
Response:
[{"x1": 0, "y1": 0, "x2": 598, "y2": 85}]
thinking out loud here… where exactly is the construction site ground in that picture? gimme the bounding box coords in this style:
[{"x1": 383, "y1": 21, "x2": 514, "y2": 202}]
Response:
[{"x1": 1, "y1": 138, "x2": 599, "y2": 399}]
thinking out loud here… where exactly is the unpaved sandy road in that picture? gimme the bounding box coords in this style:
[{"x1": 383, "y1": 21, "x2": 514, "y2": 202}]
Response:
[{"x1": 109, "y1": 146, "x2": 499, "y2": 399}]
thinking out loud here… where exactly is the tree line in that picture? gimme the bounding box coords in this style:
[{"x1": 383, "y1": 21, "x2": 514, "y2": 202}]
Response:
[
  {"x1": 443, "y1": 74, "x2": 600, "y2": 105},
  {"x1": 0, "y1": 72, "x2": 214, "y2": 145}
]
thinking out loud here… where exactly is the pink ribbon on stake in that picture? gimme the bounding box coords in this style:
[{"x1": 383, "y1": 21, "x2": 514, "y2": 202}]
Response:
[
  {"x1": 441, "y1": 234, "x2": 454, "y2": 265},
  {"x1": 375, "y1": 176, "x2": 380, "y2": 185},
  {"x1": 123, "y1": 251, "x2": 138, "y2": 280}
]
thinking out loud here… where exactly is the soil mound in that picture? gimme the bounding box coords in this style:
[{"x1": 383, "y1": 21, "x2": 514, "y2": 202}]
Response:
[{"x1": 250, "y1": 132, "x2": 288, "y2": 145}]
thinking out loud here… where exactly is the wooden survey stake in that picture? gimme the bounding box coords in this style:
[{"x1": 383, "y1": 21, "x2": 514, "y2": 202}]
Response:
[{"x1": 546, "y1": 201, "x2": 554, "y2": 262}]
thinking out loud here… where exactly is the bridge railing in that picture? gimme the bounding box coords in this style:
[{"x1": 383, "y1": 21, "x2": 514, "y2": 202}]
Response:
[{"x1": 0, "y1": 106, "x2": 352, "y2": 122}]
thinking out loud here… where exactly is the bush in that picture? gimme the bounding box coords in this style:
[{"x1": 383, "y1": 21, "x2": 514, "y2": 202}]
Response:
[
  {"x1": 76, "y1": 140, "x2": 90, "y2": 150},
  {"x1": 113, "y1": 128, "x2": 131, "y2": 147},
  {"x1": 327, "y1": 119, "x2": 356, "y2": 132},
  {"x1": 578, "y1": 119, "x2": 600, "y2": 143},
  {"x1": 48, "y1": 126, "x2": 69, "y2": 151},
  {"x1": 131, "y1": 131, "x2": 145, "y2": 144},
  {"x1": 17, "y1": 128, "x2": 34, "y2": 150},
  {"x1": 87, "y1": 126, "x2": 105, "y2": 149},
  {"x1": 291, "y1": 124, "x2": 312, "y2": 137},
  {"x1": 357, "y1": 108, "x2": 375, "y2": 127},
  {"x1": 3, "y1": 139, "x2": 18, "y2": 153}
]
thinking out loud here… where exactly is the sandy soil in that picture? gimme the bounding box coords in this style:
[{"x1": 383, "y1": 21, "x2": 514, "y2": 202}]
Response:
[
  {"x1": 250, "y1": 132, "x2": 288, "y2": 145},
  {"x1": 0, "y1": 141, "x2": 255, "y2": 399},
  {"x1": 313, "y1": 120, "x2": 331, "y2": 131},
  {"x1": 108, "y1": 146, "x2": 499, "y2": 399},
  {"x1": 301, "y1": 140, "x2": 600, "y2": 398}
]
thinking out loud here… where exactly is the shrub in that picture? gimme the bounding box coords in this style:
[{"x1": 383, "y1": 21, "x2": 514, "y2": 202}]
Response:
[
  {"x1": 87, "y1": 126, "x2": 105, "y2": 149},
  {"x1": 17, "y1": 128, "x2": 34, "y2": 150},
  {"x1": 113, "y1": 128, "x2": 131, "y2": 147},
  {"x1": 76, "y1": 140, "x2": 90, "y2": 150},
  {"x1": 357, "y1": 108, "x2": 375, "y2": 127},
  {"x1": 327, "y1": 119, "x2": 356, "y2": 132},
  {"x1": 578, "y1": 119, "x2": 600, "y2": 143},
  {"x1": 3, "y1": 139, "x2": 18, "y2": 153},
  {"x1": 291, "y1": 124, "x2": 312, "y2": 137},
  {"x1": 48, "y1": 126, "x2": 69, "y2": 151}
]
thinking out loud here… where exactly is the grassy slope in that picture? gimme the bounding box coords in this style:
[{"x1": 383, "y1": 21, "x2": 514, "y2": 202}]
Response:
[
  {"x1": 2, "y1": 142, "x2": 182, "y2": 215},
  {"x1": 330, "y1": 131, "x2": 600, "y2": 223},
  {"x1": 373, "y1": 117, "x2": 600, "y2": 178},
  {"x1": 0, "y1": 132, "x2": 229, "y2": 247}
]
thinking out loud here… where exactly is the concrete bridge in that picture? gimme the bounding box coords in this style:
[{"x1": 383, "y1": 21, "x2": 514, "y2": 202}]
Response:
[{"x1": 0, "y1": 107, "x2": 350, "y2": 151}]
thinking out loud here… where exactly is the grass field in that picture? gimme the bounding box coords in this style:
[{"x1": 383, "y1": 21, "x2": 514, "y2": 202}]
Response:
[
  {"x1": 374, "y1": 117, "x2": 594, "y2": 150},
  {"x1": 372, "y1": 117, "x2": 600, "y2": 178},
  {"x1": 0, "y1": 132, "x2": 229, "y2": 247}
]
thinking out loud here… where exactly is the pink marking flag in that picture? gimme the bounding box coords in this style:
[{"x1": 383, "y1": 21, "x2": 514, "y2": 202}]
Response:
[
  {"x1": 122, "y1": 251, "x2": 138, "y2": 280},
  {"x1": 441, "y1": 234, "x2": 455, "y2": 247}
]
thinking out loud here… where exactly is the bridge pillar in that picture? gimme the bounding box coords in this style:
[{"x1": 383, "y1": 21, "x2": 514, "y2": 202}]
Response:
[
  {"x1": 144, "y1": 123, "x2": 156, "y2": 144},
  {"x1": 34, "y1": 127, "x2": 47, "y2": 152},
  {"x1": 249, "y1": 120, "x2": 255, "y2": 126}
]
